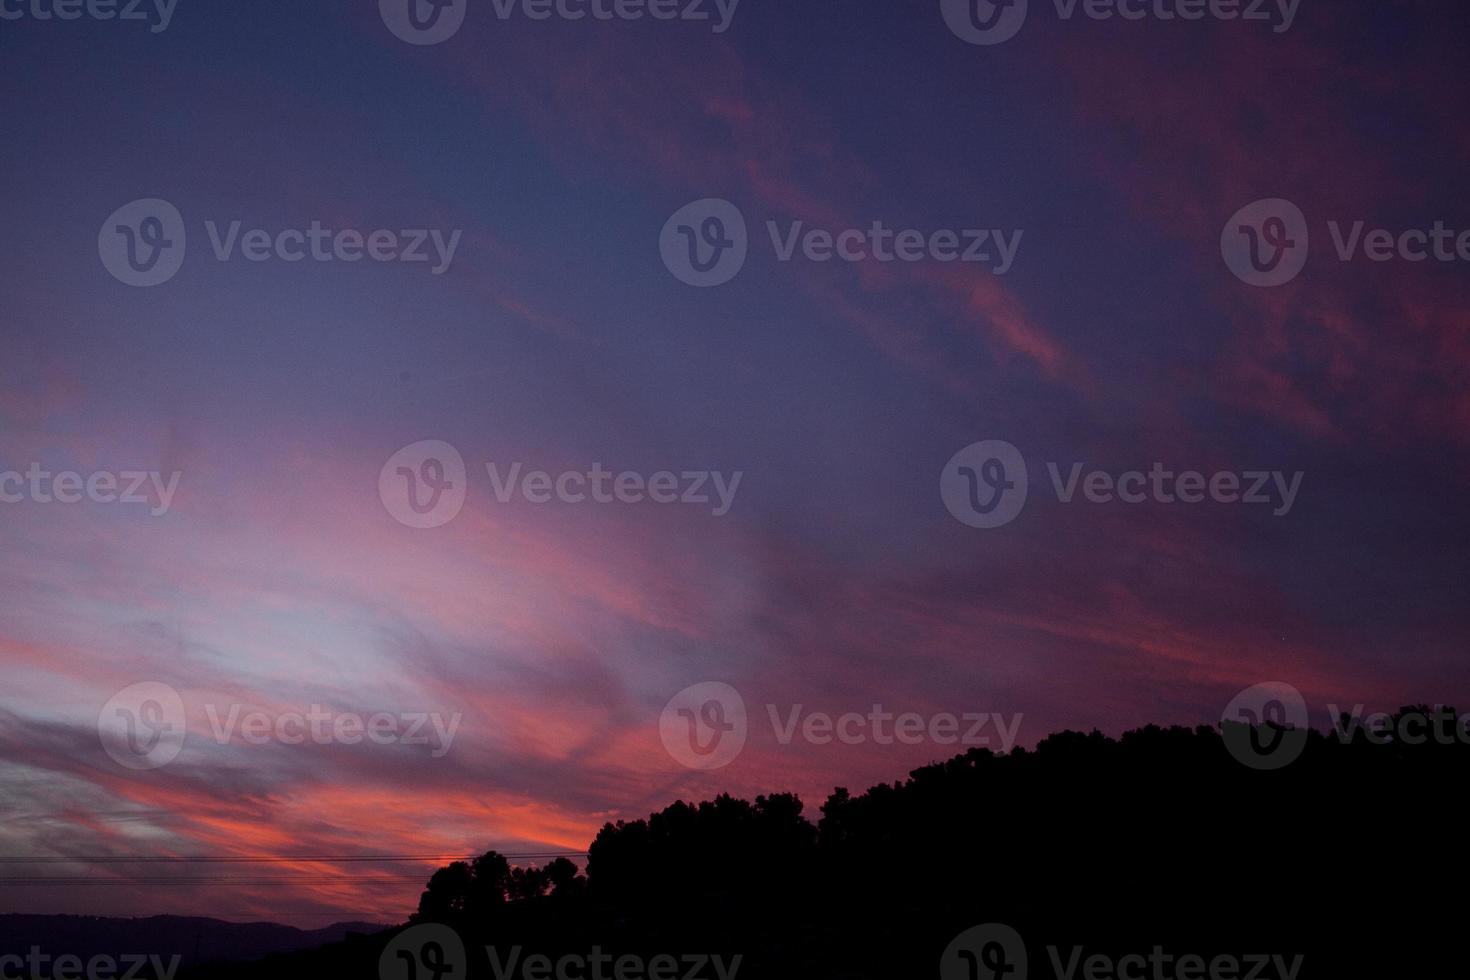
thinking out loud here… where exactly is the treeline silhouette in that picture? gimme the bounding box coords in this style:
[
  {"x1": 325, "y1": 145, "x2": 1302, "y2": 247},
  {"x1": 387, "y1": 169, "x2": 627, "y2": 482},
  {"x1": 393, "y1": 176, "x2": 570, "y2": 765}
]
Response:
[{"x1": 186, "y1": 709, "x2": 1468, "y2": 978}]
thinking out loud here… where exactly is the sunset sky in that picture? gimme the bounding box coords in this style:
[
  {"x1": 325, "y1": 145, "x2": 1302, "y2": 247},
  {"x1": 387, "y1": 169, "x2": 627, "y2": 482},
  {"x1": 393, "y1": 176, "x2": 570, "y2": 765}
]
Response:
[{"x1": 2, "y1": 0, "x2": 1469, "y2": 923}]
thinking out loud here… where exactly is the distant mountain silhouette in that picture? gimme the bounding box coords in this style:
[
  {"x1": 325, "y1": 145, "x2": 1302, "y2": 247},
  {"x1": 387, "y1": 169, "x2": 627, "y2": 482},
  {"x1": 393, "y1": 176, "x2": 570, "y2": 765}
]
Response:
[
  {"x1": 42, "y1": 711, "x2": 1470, "y2": 978},
  {"x1": 0, "y1": 915, "x2": 387, "y2": 971}
]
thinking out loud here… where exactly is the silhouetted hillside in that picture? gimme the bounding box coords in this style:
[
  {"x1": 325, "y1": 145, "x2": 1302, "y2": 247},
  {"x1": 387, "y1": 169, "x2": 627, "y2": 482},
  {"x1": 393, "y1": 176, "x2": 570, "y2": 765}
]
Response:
[
  {"x1": 169, "y1": 713, "x2": 1470, "y2": 976},
  {"x1": 0, "y1": 914, "x2": 387, "y2": 973}
]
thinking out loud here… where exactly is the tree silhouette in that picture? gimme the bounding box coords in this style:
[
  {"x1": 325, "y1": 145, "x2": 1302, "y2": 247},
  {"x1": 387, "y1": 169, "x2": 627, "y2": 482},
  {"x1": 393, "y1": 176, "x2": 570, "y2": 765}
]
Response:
[{"x1": 189, "y1": 713, "x2": 1470, "y2": 980}]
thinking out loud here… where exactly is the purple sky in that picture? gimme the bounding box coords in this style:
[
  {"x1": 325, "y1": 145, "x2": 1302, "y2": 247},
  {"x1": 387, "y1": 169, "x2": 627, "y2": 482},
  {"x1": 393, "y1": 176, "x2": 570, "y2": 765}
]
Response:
[{"x1": 2, "y1": 0, "x2": 1468, "y2": 922}]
